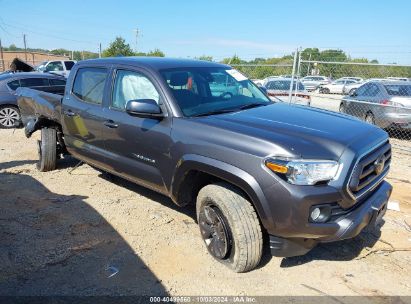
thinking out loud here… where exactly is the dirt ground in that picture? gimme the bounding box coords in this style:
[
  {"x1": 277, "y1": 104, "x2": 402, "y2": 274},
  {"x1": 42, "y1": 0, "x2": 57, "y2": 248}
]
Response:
[{"x1": 0, "y1": 129, "x2": 410, "y2": 297}]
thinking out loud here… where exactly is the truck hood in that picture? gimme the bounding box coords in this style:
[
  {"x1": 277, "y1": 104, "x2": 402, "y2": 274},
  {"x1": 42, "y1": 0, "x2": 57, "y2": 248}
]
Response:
[{"x1": 194, "y1": 103, "x2": 386, "y2": 160}]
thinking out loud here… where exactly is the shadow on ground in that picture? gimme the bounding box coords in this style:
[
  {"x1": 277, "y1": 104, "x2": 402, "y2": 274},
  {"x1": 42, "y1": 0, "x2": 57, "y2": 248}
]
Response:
[
  {"x1": 279, "y1": 228, "x2": 382, "y2": 268},
  {"x1": 0, "y1": 160, "x2": 168, "y2": 296}
]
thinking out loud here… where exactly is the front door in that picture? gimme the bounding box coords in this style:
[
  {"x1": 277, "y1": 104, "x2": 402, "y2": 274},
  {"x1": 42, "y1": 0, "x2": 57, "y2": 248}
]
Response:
[{"x1": 100, "y1": 68, "x2": 172, "y2": 193}]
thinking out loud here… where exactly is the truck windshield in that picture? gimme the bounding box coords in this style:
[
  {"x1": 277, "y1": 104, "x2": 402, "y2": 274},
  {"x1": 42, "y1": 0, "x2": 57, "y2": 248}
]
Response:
[{"x1": 160, "y1": 67, "x2": 271, "y2": 117}]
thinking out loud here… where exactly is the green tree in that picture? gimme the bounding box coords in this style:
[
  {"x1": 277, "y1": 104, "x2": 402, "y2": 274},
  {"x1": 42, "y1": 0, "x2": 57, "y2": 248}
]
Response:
[
  {"x1": 102, "y1": 37, "x2": 134, "y2": 57},
  {"x1": 147, "y1": 49, "x2": 165, "y2": 57},
  {"x1": 222, "y1": 55, "x2": 242, "y2": 64},
  {"x1": 7, "y1": 44, "x2": 18, "y2": 51},
  {"x1": 197, "y1": 55, "x2": 213, "y2": 61},
  {"x1": 300, "y1": 48, "x2": 320, "y2": 61}
]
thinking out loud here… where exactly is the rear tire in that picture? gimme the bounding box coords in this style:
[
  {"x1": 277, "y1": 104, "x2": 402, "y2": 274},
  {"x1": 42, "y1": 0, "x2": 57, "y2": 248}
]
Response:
[
  {"x1": 0, "y1": 105, "x2": 21, "y2": 129},
  {"x1": 196, "y1": 183, "x2": 263, "y2": 272},
  {"x1": 339, "y1": 103, "x2": 346, "y2": 113},
  {"x1": 37, "y1": 128, "x2": 57, "y2": 172}
]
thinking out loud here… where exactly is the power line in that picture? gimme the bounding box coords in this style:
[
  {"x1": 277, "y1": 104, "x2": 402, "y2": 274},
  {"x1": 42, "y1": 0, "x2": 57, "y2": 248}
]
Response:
[{"x1": 1, "y1": 21, "x2": 97, "y2": 45}]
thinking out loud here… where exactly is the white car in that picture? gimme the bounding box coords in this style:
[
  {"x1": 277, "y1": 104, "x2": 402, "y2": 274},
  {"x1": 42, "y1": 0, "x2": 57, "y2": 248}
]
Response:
[
  {"x1": 338, "y1": 76, "x2": 364, "y2": 82},
  {"x1": 319, "y1": 79, "x2": 358, "y2": 94},
  {"x1": 386, "y1": 77, "x2": 410, "y2": 82},
  {"x1": 36, "y1": 60, "x2": 77, "y2": 78},
  {"x1": 251, "y1": 79, "x2": 265, "y2": 87},
  {"x1": 300, "y1": 76, "x2": 331, "y2": 91}
]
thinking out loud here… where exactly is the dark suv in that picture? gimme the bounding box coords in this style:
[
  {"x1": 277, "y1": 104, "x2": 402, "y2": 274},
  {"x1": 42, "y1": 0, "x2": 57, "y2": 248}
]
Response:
[
  {"x1": 0, "y1": 72, "x2": 66, "y2": 128},
  {"x1": 17, "y1": 58, "x2": 392, "y2": 272}
]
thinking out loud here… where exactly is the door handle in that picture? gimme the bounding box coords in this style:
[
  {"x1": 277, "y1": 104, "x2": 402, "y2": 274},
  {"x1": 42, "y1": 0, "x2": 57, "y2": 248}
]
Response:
[
  {"x1": 103, "y1": 120, "x2": 119, "y2": 128},
  {"x1": 64, "y1": 110, "x2": 77, "y2": 117}
]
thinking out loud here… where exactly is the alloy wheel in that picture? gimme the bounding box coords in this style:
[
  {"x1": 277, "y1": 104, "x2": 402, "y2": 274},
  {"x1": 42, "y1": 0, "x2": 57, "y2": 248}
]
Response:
[
  {"x1": 199, "y1": 204, "x2": 232, "y2": 260},
  {"x1": 0, "y1": 107, "x2": 20, "y2": 128}
]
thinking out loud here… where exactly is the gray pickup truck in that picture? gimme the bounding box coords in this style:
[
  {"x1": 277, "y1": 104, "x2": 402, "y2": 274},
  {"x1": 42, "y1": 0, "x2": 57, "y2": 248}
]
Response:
[{"x1": 17, "y1": 57, "x2": 392, "y2": 272}]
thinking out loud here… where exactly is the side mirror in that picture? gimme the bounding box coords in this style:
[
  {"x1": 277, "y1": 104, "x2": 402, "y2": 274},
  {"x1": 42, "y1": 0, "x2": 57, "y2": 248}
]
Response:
[
  {"x1": 349, "y1": 89, "x2": 357, "y2": 97},
  {"x1": 125, "y1": 99, "x2": 163, "y2": 119}
]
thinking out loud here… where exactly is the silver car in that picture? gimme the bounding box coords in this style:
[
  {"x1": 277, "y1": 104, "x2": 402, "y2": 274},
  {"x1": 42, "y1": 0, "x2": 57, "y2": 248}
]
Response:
[
  {"x1": 340, "y1": 81, "x2": 411, "y2": 130},
  {"x1": 342, "y1": 78, "x2": 389, "y2": 95},
  {"x1": 300, "y1": 76, "x2": 331, "y2": 91}
]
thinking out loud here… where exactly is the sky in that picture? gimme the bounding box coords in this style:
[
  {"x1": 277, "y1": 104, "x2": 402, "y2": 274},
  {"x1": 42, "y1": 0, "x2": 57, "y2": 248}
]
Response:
[{"x1": 0, "y1": 0, "x2": 410, "y2": 64}]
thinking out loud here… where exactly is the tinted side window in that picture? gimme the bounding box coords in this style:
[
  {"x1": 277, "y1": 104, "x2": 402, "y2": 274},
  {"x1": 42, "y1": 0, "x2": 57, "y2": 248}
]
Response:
[
  {"x1": 112, "y1": 70, "x2": 159, "y2": 110},
  {"x1": 20, "y1": 78, "x2": 49, "y2": 87},
  {"x1": 72, "y1": 67, "x2": 107, "y2": 104},
  {"x1": 49, "y1": 78, "x2": 66, "y2": 86},
  {"x1": 64, "y1": 61, "x2": 75, "y2": 70},
  {"x1": 7, "y1": 79, "x2": 20, "y2": 90},
  {"x1": 366, "y1": 84, "x2": 380, "y2": 97},
  {"x1": 355, "y1": 84, "x2": 369, "y2": 96}
]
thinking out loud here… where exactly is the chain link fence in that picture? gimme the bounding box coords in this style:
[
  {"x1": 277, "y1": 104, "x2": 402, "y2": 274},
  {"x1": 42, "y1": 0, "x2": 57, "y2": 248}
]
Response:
[{"x1": 233, "y1": 58, "x2": 411, "y2": 153}]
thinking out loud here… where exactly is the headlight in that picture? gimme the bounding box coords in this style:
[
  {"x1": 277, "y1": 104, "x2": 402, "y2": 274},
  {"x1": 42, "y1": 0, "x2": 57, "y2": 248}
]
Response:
[{"x1": 265, "y1": 158, "x2": 341, "y2": 185}]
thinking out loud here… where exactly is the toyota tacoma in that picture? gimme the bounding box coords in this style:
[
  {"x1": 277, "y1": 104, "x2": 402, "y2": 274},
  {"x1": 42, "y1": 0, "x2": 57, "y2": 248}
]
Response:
[{"x1": 17, "y1": 57, "x2": 392, "y2": 272}]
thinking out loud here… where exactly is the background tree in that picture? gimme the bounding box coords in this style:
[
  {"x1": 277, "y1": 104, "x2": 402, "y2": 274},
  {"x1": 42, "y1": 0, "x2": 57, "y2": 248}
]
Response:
[
  {"x1": 102, "y1": 36, "x2": 134, "y2": 57},
  {"x1": 146, "y1": 49, "x2": 165, "y2": 57},
  {"x1": 197, "y1": 55, "x2": 213, "y2": 61}
]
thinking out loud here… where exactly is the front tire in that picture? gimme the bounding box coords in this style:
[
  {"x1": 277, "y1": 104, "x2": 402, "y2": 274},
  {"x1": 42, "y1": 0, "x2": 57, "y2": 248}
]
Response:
[
  {"x1": 37, "y1": 128, "x2": 57, "y2": 172},
  {"x1": 196, "y1": 183, "x2": 263, "y2": 272}
]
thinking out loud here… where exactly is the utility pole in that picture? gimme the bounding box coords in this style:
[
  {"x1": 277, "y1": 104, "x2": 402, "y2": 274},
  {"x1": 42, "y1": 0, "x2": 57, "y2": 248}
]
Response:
[
  {"x1": 71, "y1": 50, "x2": 74, "y2": 60},
  {"x1": 23, "y1": 34, "x2": 27, "y2": 61},
  {"x1": 288, "y1": 49, "x2": 298, "y2": 104},
  {"x1": 0, "y1": 39, "x2": 5, "y2": 72},
  {"x1": 133, "y1": 28, "x2": 139, "y2": 54},
  {"x1": 99, "y1": 43, "x2": 102, "y2": 58}
]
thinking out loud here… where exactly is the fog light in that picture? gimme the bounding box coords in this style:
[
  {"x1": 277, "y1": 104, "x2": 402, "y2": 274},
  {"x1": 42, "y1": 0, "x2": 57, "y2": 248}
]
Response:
[
  {"x1": 310, "y1": 208, "x2": 321, "y2": 221},
  {"x1": 309, "y1": 205, "x2": 332, "y2": 223}
]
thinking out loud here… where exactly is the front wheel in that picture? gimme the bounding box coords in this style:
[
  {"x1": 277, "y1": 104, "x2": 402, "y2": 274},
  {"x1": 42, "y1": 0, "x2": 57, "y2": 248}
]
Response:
[
  {"x1": 37, "y1": 128, "x2": 57, "y2": 172},
  {"x1": 196, "y1": 183, "x2": 263, "y2": 272}
]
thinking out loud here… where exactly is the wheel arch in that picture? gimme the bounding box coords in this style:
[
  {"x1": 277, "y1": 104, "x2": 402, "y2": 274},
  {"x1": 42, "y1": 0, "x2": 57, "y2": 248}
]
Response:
[{"x1": 170, "y1": 154, "x2": 273, "y2": 232}]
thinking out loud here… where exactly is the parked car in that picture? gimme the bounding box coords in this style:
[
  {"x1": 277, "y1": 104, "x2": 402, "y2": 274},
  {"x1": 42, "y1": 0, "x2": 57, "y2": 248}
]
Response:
[
  {"x1": 300, "y1": 76, "x2": 331, "y2": 91},
  {"x1": 342, "y1": 78, "x2": 389, "y2": 95},
  {"x1": 0, "y1": 72, "x2": 66, "y2": 128},
  {"x1": 319, "y1": 79, "x2": 359, "y2": 94},
  {"x1": 17, "y1": 57, "x2": 391, "y2": 272},
  {"x1": 265, "y1": 78, "x2": 310, "y2": 106},
  {"x1": 340, "y1": 81, "x2": 411, "y2": 129},
  {"x1": 36, "y1": 60, "x2": 77, "y2": 77},
  {"x1": 251, "y1": 79, "x2": 264, "y2": 87},
  {"x1": 338, "y1": 77, "x2": 364, "y2": 82},
  {"x1": 386, "y1": 77, "x2": 410, "y2": 82}
]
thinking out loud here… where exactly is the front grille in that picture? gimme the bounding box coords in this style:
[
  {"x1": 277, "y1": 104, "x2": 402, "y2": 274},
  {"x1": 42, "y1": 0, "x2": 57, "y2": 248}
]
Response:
[{"x1": 348, "y1": 141, "x2": 391, "y2": 199}]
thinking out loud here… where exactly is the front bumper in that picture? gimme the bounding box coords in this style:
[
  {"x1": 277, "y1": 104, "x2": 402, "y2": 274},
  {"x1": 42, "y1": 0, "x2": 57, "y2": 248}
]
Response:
[{"x1": 269, "y1": 180, "x2": 392, "y2": 257}]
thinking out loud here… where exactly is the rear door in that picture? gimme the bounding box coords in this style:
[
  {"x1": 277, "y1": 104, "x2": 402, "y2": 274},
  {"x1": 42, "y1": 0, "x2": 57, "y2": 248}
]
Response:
[
  {"x1": 99, "y1": 67, "x2": 172, "y2": 193},
  {"x1": 61, "y1": 66, "x2": 109, "y2": 168}
]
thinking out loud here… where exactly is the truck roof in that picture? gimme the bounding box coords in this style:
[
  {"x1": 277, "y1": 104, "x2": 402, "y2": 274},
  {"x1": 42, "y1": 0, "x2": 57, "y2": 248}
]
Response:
[{"x1": 78, "y1": 57, "x2": 230, "y2": 70}]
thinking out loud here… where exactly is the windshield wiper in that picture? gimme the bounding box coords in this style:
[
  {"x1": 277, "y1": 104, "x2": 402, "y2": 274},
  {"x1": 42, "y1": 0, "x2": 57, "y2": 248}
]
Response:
[
  {"x1": 192, "y1": 108, "x2": 239, "y2": 117},
  {"x1": 237, "y1": 102, "x2": 269, "y2": 110}
]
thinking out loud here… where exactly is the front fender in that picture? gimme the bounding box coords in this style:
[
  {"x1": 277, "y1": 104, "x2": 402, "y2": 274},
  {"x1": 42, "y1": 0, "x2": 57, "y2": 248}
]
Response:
[{"x1": 171, "y1": 154, "x2": 274, "y2": 232}]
